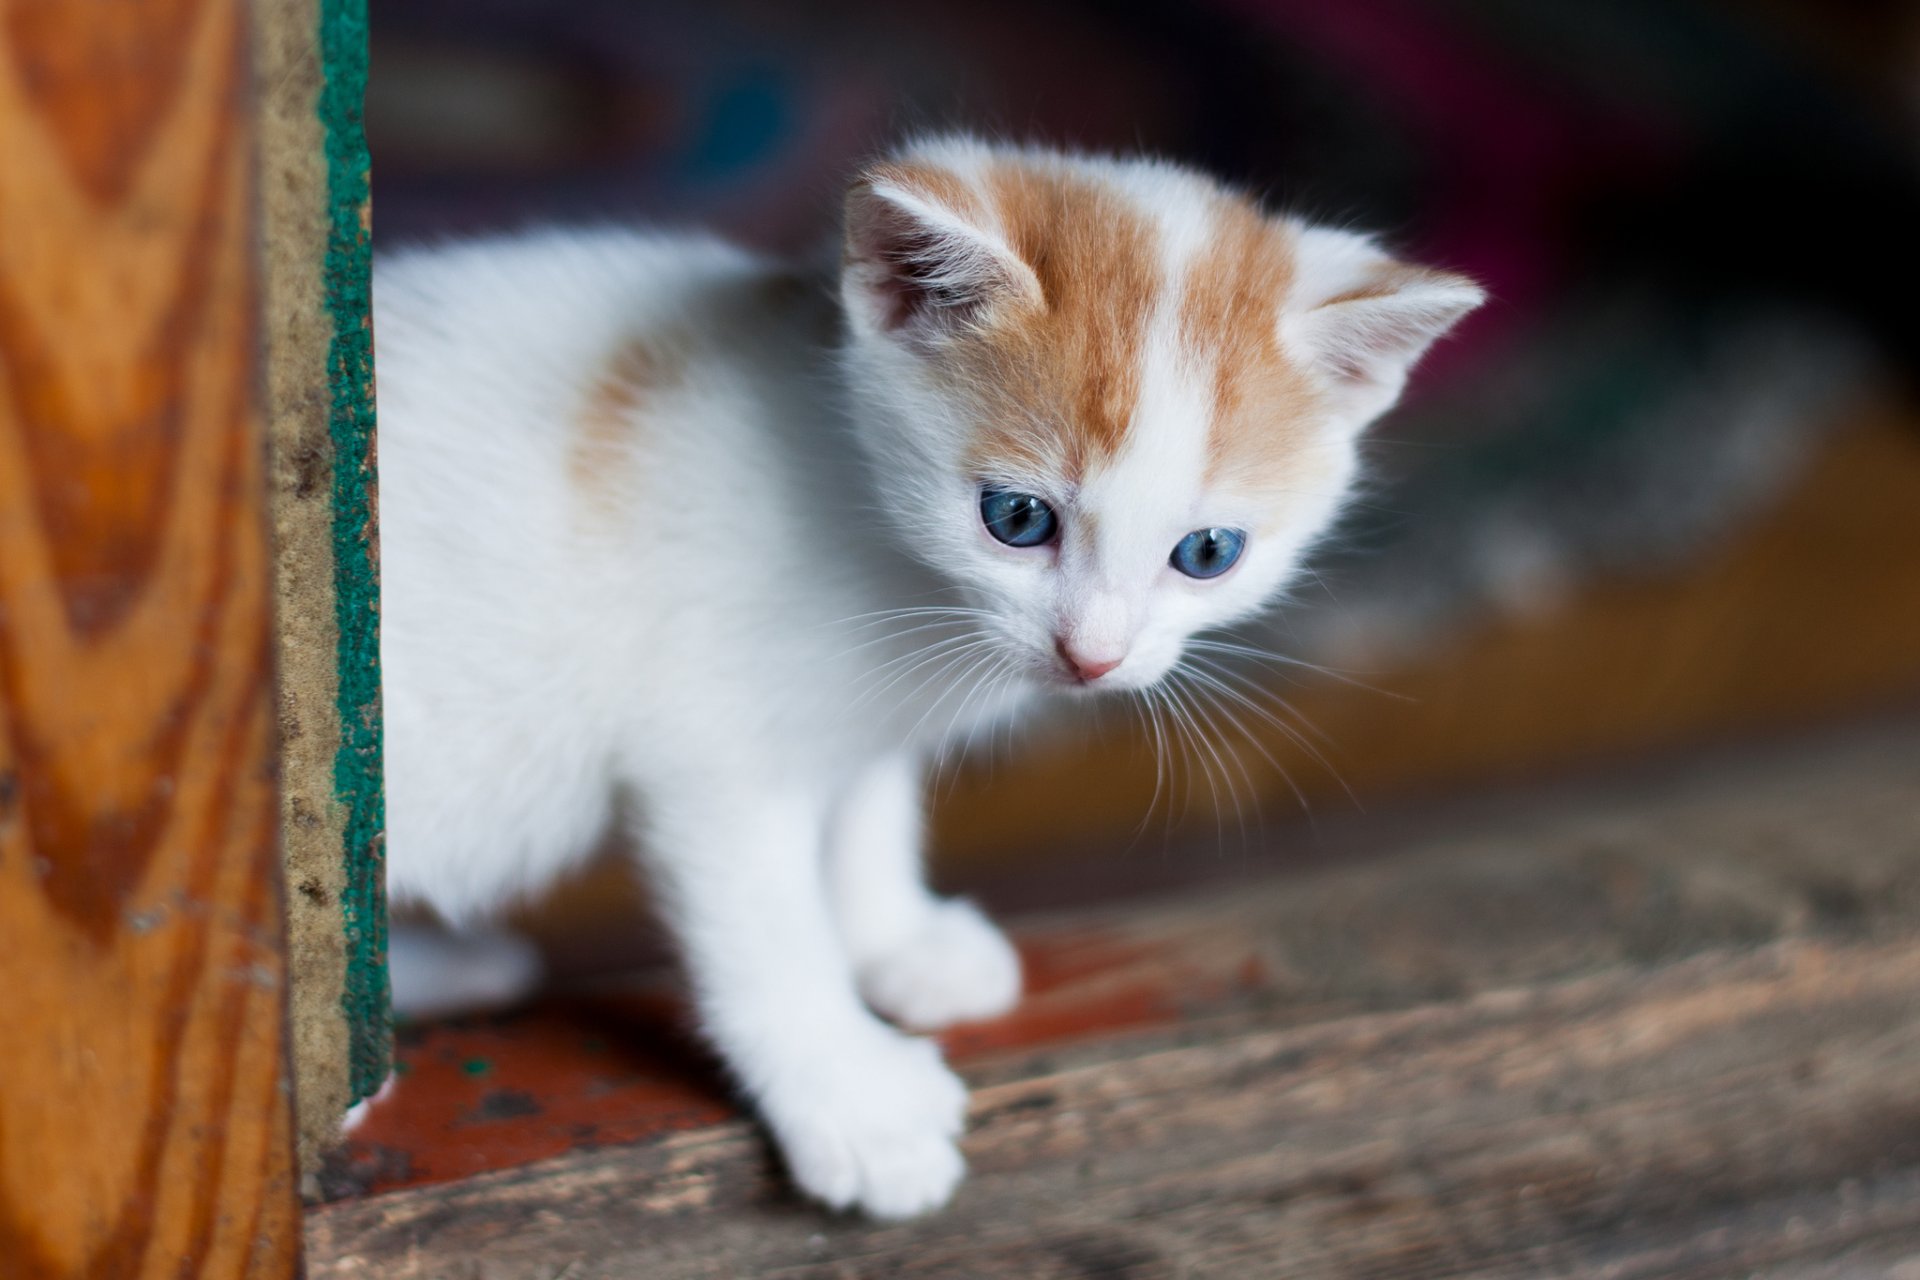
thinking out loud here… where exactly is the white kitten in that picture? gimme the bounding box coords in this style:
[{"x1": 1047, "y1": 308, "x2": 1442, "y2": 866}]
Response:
[{"x1": 374, "y1": 135, "x2": 1481, "y2": 1217}]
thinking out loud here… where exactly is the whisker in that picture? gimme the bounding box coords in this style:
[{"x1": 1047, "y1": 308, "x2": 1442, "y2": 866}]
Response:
[
  {"x1": 1168, "y1": 670, "x2": 1255, "y2": 854},
  {"x1": 1159, "y1": 674, "x2": 1227, "y2": 839},
  {"x1": 1185, "y1": 637, "x2": 1407, "y2": 700},
  {"x1": 852, "y1": 634, "x2": 994, "y2": 712},
  {"x1": 937, "y1": 654, "x2": 1016, "y2": 798},
  {"x1": 933, "y1": 652, "x2": 993, "y2": 772},
  {"x1": 1182, "y1": 668, "x2": 1306, "y2": 827},
  {"x1": 1190, "y1": 674, "x2": 1267, "y2": 823},
  {"x1": 1185, "y1": 655, "x2": 1326, "y2": 740},
  {"x1": 1186, "y1": 656, "x2": 1356, "y2": 792},
  {"x1": 853, "y1": 626, "x2": 982, "y2": 672},
  {"x1": 849, "y1": 633, "x2": 980, "y2": 698},
  {"x1": 1127, "y1": 689, "x2": 1170, "y2": 850},
  {"x1": 834, "y1": 617, "x2": 987, "y2": 661},
  {"x1": 895, "y1": 638, "x2": 1001, "y2": 715},
  {"x1": 827, "y1": 604, "x2": 997, "y2": 631},
  {"x1": 971, "y1": 663, "x2": 1019, "y2": 783},
  {"x1": 904, "y1": 644, "x2": 1001, "y2": 752}
]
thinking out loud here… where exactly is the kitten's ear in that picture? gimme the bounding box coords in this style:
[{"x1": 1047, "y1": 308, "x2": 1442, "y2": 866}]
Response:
[
  {"x1": 1282, "y1": 228, "x2": 1484, "y2": 398},
  {"x1": 842, "y1": 170, "x2": 1042, "y2": 340}
]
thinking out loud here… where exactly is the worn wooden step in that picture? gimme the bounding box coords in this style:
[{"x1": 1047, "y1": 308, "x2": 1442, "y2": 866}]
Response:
[{"x1": 308, "y1": 718, "x2": 1920, "y2": 1278}]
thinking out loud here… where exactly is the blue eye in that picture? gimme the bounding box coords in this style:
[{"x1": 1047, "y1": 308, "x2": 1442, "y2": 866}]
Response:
[
  {"x1": 1170, "y1": 527, "x2": 1245, "y2": 579},
  {"x1": 980, "y1": 487, "x2": 1058, "y2": 547}
]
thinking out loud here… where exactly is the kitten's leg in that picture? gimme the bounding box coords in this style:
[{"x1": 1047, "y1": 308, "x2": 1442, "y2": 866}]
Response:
[
  {"x1": 827, "y1": 754, "x2": 1021, "y2": 1030},
  {"x1": 639, "y1": 780, "x2": 967, "y2": 1219},
  {"x1": 387, "y1": 917, "x2": 544, "y2": 1020}
]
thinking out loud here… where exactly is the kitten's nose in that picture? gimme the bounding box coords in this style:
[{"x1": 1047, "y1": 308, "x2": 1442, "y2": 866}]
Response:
[{"x1": 1055, "y1": 636, "x2": 1122, "y2": 682}]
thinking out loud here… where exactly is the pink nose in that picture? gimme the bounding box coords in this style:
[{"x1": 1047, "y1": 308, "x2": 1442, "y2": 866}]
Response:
[{"x1": 1055, "y1": 637, "x2": 1122, "y2": 682}]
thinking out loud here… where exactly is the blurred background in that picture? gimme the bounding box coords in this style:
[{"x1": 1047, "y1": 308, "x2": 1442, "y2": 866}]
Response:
[{"x1": 366, "y1": 0, "x2": 1920, "y2": 951}]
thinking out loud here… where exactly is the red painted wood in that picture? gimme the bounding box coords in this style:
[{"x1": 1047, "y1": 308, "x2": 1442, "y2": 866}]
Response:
[{"x1": 328, "y1": 925, "x2": 1256, "y2": 1198}]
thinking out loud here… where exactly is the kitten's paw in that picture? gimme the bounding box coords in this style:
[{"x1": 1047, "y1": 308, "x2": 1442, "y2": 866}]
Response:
[
  {"x1": 858, "y1": 898, "x2": 1022, "y2": 1031},
  {"x1": 759, "y1": 1026, "x2": 968, "y2": 1219}
]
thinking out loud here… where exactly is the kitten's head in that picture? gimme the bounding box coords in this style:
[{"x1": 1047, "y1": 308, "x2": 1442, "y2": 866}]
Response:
[{"x1": 839, "y1": 137, "x2": 1482, "y2": 691}]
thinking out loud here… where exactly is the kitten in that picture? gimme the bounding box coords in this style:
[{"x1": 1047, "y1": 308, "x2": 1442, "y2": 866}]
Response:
[{"x1": 374, "y1": 135, "x2": 1481, "y2": 1217}]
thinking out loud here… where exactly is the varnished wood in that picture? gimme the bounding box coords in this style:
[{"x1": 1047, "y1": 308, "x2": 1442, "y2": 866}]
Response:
[
  {"x1": 309, "y1": 720, "x2": 1920, "y2": 1277},
  {"x1": 0, "y1": 1, "x2": 301, "y2": 1275}
]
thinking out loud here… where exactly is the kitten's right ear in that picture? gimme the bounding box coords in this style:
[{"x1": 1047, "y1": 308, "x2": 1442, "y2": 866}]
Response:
[
  {"x1": 842, "y1": 171, "x2": 1041, "y2": 341},
  {"x1": 1281, "y1": 226, "x2": 1484, "y2": 406}
]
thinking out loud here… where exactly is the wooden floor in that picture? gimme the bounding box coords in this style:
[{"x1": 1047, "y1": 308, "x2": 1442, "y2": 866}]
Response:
[{"x1": 308, "y1": 715, "x2": 1920, "y2": 1278}]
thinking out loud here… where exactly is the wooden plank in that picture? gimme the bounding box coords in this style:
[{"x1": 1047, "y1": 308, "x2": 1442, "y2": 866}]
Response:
[
  {"x1": 308, "y1": 938, "x2": 1920, "y2": 1279},
  {"x1": 308, "y1": 721, "x2": 1920, "y2": 1276},
  {"x1": 0, "y1": 1, "x2": 301, "y2": 1276},
  {"x1": 255, "y1": 0, "x2": 389, "y2": 1180},
  {"x1": 326, "y1": 720, "x2": 1920, "y2": 1201}
]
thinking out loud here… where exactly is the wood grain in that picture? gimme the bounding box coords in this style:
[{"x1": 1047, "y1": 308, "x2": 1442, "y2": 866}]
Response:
[
  {"x1": 0, "y1": 0, "x2": 301, "y2": 1275},
  {"x1": 309, "y1": 938, "x2": 1920, "y2": 1279},
  {"x1": 309, "y1": 720, "x2": 1920, "y2": 1277}
]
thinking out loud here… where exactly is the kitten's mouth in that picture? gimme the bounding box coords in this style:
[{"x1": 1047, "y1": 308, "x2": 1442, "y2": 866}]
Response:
[
  {"x1": 1042, "y1": 659, "x2": 1130, "y2": 692},
  {"x1": 1017, "y1": 656, "x2": 1100, "y2": 692}
]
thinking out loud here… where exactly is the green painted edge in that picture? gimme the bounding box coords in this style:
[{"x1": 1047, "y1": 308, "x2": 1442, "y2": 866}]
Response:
[{"x1": 318, "y1": 0, "x2": 390, "y2": 1101}]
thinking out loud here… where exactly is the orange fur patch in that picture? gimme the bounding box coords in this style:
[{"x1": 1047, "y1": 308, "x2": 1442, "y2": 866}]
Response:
[
  {"x1": 570, "y1": 337, "x2": 678, "y2": 511},
  {"x1": 890, "y1": 154, "x2": 1331, "y2": 493},
  {"x1": 890, "y1": 158, "x2": 1159, "y2": 479},
  {"x1": 1180, "y1": 204, "x2": 1328, "y2": 490}
]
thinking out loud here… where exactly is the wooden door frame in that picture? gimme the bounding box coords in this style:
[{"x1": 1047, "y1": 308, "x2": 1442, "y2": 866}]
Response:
[
  {"x1": 257, "y1": 0, "x2": 389, "y2": 1179},
  {"x1": 1, "y1": 0, "x2": 386, "y2": 1272}
]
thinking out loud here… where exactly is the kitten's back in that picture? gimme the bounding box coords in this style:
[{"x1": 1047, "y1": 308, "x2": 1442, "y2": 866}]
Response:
[
  {"x1": 375, "y1": 230, "x2": 756, "y2": 914},
  {"x1": 375, "y1": 228, "x2": 864, "y2": 917}
]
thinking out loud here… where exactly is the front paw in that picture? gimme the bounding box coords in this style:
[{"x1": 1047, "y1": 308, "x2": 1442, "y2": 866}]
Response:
[
  {"x1": 757, "y1": 1024, "x2": 968, "y2": 1219},
  {"x1": 858, "y1": 898, "x2": 1022, "y2": 1031}
]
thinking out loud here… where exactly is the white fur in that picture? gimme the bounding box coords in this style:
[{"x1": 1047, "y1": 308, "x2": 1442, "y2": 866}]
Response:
[
  {"x1": 376, "y1": 138, "x2": 1477, "y2": 1218},
  {"x1": 386, "y1": 920, "x2": 544, "y2": 1019},
  {"x1": 1282, "y1": 225, "x2": 1487, "y2": 425}
]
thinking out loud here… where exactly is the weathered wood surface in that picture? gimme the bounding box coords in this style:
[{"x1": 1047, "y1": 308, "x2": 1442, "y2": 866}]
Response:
[
  {"x1": 309, "y1": 722, "x2": 1920, "y2": 1278},
  {"x1": 0, "y1": 0, "x2": 301, "y2": 1276},
  {"x1": 256, "y1": 0, "x2": 389, "y2": 1181},
  {"x1": 310, "y1": 941, "x2": 1920, "y2": 1279}
]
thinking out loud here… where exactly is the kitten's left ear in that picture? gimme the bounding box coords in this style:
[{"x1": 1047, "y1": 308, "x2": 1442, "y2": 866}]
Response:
[{"x1": 1282, "y1": 228, "x2": 1485, "y2": 401}]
